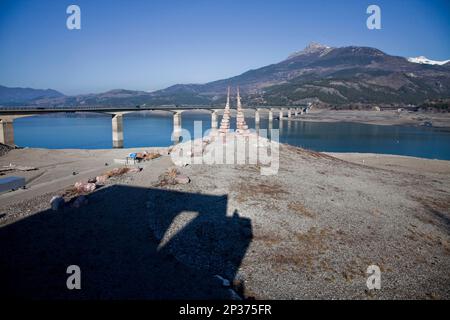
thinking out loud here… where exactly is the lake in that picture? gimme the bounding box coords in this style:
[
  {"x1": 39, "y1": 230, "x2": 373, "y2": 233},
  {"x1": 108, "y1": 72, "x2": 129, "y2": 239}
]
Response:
[{"x1": 12, "y1": 112, "x2": 450, "y2": 160}]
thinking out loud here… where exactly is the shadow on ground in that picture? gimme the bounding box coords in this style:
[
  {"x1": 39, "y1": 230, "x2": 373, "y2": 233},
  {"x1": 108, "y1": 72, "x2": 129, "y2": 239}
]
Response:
[{"x1": 0, "y1": 185, "x2": 252, "y2": 299}]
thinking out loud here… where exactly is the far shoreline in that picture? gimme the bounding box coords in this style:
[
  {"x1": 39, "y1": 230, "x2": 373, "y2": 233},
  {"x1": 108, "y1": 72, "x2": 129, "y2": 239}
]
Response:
[{"x1": 287, "y1": 109, "x2": 450, "y2": 129}]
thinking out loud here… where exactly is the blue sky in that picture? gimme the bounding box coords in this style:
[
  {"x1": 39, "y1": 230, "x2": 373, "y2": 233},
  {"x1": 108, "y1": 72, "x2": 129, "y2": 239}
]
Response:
[{"x1": 0, "y1": 0, "x2": 449, "y2": 95}]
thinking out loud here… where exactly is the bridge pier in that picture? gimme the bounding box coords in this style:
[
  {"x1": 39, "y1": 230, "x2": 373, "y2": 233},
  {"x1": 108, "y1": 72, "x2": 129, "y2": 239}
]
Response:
[
  {"x1": 294, "y1": 108, "x2": 298, "y2": 117},
  {"x1": 172, "y1": 111, "x2": 183, "y2": 143},
  {"x1": 0, "y1": 119, "x2": 15, "y2": 146},
  {"x1": 268, "y1": 109, "x2": 273, "y2": 123},
  {"x1": 279, "y1": 109, "x2": 284, "y2": 120},
  {"x1": 173, "y1": 111, "x2": 182, "y2": 132},
  {"x1": 287, "y1": 108, "x2": 292, "y2": 119},
  {"x1": 211, "y1": 111, "x2": 218, "y2": 129},
  {"x1": 112, "y1": 114, "x2": 124, "y2": 148},
  {"x1": 255, "y1": 109, "x2": 260, "y2": 125}
]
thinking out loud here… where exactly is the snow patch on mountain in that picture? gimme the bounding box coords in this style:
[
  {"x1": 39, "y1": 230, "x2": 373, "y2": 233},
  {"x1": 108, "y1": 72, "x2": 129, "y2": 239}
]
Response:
[
  {"x1": 407, "y1": 56, "x2": 450, "y2": 66},
  {"x1": 287, "y1": 42, "x2": 333, "y2": 59}
]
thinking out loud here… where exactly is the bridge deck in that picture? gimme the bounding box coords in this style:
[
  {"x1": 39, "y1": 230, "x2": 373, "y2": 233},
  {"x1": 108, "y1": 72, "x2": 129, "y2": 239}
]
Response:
[{"x1": 0, "y1": 105, "x2": 306, "y2": 116}]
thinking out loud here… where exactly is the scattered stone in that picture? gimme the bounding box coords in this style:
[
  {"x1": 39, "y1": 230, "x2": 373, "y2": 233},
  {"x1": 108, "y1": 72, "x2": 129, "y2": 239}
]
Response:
[
  {"x1": 95, "y1": 175, "x2": 108, "y2": 184},
  {"x1": 157, "y1": 168, "x2": 189, "y2": 186},
  {"x1": 105, "y1": 167, "x2": 130, "y2": 178},
  {"x1": 50, "y1": 196, "x2": 65, "y2": 211},
  {"x1": 72, "y1": 171, "x2": 78, "y2": 176},
  {"x1": 175, "y1": 174, "x2": 190, "y2": 184},
  {"x1": 88, "y1": 177, "x2": 97, "y2": 184},
  {"x1": 72, "y1": 195, "x2": 88, "y2": 208},
  {"x1": 74, "y1": 181, "x2": 96, "y2": 193},
  {"x1": 145, "y1": 152, "x2": 161, "y2": 160}
]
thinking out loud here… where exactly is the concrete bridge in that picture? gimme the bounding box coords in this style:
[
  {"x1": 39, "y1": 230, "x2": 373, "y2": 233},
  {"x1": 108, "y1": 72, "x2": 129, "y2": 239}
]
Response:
[{"x1": 0, "y1": 104, "x2": 312, "y2": 148}]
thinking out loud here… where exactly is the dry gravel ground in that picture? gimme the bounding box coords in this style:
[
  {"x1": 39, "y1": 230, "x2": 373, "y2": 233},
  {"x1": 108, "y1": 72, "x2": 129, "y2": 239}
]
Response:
[
  {"x1": 0, "y1": 143, "x2": 449, "y2": 299},
  {"x1": 173, "y1": 144, "x2": 450, "y2": 299}
]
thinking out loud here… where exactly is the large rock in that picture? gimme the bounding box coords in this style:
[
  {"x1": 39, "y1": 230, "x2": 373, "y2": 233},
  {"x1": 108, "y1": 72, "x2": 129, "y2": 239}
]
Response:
[
  {"x1": 95, "y1": 175, "x2": 108, "y2": 184},
  {"x1": 74, "y1": 182, "x2": 96, "y2": 193}
]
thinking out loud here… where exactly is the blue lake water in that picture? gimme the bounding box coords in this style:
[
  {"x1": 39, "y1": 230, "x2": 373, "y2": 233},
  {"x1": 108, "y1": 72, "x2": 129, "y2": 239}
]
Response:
[{"x1": 13, "y1": 112, "x2": 450, "y2": 160}]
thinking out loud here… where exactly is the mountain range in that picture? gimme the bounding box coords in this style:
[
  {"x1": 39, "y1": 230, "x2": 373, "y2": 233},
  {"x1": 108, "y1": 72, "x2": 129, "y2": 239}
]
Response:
[
  {"x1": 1, "y1": 42, "x2": 450, "y2": 107},
  {"x1": 0, "y1": 85, "x2": 64, "y2": 106}
]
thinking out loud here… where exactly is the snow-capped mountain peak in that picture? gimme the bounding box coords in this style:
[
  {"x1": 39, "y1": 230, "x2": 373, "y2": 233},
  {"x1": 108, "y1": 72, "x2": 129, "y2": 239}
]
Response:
[
  {"x1": 407, "y1": 56, "x2": 450, "y2": 66},
  {"x1": 287, "y1": 42, "x2": 334, "y2": 59}
]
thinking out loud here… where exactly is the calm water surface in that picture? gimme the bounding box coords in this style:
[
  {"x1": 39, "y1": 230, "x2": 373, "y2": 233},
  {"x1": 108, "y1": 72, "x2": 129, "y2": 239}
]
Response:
[{"x1": 13, "y1": 112, "x2": 450, "y2": 160}]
